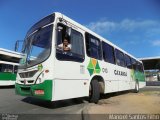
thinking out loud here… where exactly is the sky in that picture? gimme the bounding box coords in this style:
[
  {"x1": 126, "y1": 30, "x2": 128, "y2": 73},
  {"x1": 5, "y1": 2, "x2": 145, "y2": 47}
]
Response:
[{"x1": 0, "y1": 0, "x2": 160, "y2": 58}]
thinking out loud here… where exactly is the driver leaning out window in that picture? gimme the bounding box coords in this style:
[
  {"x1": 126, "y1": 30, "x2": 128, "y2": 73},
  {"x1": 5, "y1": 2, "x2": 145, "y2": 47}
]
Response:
[{"x1": 58, "y1": 37, "x2": 72, "y2": 51}]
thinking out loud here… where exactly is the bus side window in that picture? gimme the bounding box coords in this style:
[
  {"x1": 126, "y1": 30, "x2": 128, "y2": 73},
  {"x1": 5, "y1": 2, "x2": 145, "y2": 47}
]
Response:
[
  {"x1": 0, "y1": 64, "x2": 13, "y2": 73},
  {"x1": 140, "y1": 63, "x2": 144, "y2": 73},
  {"x1": 56, "y1": 24, "x2": 69, "y2": 50},
  {"x1": 14, "y1": 66, "x2": 18, "y2": 73},
  {"x1": 85, "y1": 33, "x2": 102, "y2": 60},
  {"x1": 131, "y1": 58, "x2": 137, "y2": 70},
  {"x1": 0, "y1": 64, "x2": 2, "y2": 72},
  {"x1": 102, "y1": 41, "x2": 115, "y2": 64},
  {"x1": 56, "y1": 23, "x2": 84, "y2": 62},
  {"x1": 5, "y1": 65, "x2": 13, "y2": 73},
  {"x1": 115, "y1": 49, "x2": 126, "y2": 67},
  {"x1": 125, "y1": 54, "x2": 132, "y2": 69},
  {"x1": 70, "y1": 29, "x2": 84, "y2": 57},
  {"x1": 137, "y1": 62, "x2": 144, "y2": 73},
  {"x1": 0, "y1": 64, "x2": 5, "y2": 72}
]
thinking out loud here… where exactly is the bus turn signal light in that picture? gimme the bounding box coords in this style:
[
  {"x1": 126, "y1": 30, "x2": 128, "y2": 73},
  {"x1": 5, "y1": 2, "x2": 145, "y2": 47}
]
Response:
[{"x1": 45, "y1": 70, "x2": 49, "y2": 73}]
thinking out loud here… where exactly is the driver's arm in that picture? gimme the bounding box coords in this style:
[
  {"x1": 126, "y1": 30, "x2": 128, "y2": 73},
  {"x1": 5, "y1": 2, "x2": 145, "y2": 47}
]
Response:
[{"x1": 64, "y1": 44, "x2": 71, "y2": 51}]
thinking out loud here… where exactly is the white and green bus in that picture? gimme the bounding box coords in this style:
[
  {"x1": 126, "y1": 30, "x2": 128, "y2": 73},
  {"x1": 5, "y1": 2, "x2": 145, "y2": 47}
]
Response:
[
  {"x1": 0, "y1": 48, "x2": 22, "y2": 86},
  {"x1": 15, "y1": 12, "x2": 145, "y2": 103}
]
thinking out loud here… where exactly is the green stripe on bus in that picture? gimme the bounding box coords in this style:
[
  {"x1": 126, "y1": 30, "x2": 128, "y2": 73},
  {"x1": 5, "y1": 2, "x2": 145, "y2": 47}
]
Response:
[
  {"x1": 15, "y1": 80, "x2": 53, "y2": 101},
  {"x1": 134, "y1": 71, "x2": 145, "y2": 82},
  {"x1": 32, "y1": 80, "x2": 52, "y2": 100},
  {"x1": 0, "y1": 72, "x2": 16, "y2": 81}
]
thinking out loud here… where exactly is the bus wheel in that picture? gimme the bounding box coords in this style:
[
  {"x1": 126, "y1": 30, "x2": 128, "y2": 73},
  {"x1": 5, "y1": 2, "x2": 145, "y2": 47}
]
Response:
[
  {"x1": 134, "y1": 81, "x2": 139, "y2": 93},
  {"x1": 89, "y1": 80, "x2": 100, "y2": 104}
]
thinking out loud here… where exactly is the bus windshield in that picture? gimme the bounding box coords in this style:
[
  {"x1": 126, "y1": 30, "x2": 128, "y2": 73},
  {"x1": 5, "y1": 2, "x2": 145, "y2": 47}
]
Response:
[{"x1": 19, "y1": 25, "x2": 53, "y2": 68}]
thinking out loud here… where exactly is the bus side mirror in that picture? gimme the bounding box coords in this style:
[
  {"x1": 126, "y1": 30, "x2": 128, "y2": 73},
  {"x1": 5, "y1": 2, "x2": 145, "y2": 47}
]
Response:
[
  {"x1": 15, "y1": 41, "x2": 19, "y2": 52},
  {"x1": 15, "y1": 40, "x2": 24, "y2": 52}
]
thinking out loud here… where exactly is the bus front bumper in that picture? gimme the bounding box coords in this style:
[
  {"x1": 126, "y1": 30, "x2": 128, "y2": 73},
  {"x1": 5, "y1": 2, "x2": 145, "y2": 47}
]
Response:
[{"x1": 15, "y1": 80, "x2": 52, "y2": 101}]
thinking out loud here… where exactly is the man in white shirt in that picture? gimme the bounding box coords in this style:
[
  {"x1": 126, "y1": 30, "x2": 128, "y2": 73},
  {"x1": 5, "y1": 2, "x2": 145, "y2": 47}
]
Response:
[{"x1": 58, "y1": 38, "x2": 72, "y2": 51}]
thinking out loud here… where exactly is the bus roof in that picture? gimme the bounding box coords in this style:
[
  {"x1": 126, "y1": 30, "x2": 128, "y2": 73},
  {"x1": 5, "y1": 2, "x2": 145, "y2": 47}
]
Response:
[
  {"x1": 139, "y1": 56, "x2": 160, "y2": 61},
  {"x1": 28, "y1": 12, "x2": 142, "y2": 63},
  {"x1": 54, "y1": 12, "x2": 142, "y2": 63}
]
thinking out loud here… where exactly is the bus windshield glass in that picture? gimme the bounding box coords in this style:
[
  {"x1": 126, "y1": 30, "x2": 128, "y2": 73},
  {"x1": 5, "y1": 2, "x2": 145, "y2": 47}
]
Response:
[{"x1": 19, "y1": 25, "x2": 53, "y2": 68}]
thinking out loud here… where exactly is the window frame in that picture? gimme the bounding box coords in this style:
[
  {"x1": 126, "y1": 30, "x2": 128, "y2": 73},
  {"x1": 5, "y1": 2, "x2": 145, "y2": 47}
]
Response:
[
  {"x1": 115, "y1": 49, "x2": 126, "y2": 67},
  {"x1": 124, "y1": 54, "x2": 132, "y2": 69},
  {"x1": 102, "y1": 41, "x2": 115, "y2": 64},
  {"x1": 131, "y1": 58, "x2": 137, "y2": 70},
  {"x1": 56, "y1": 23, "x2": 85, "y2": 63},
  {"x1": 0, "y1": 64, "x2": 14, "y2": 73},
  {"x1": 137, "y1": 62, "x2": 144, "y2": 72},
  {"x1": 85, "y1": 32, "x2": 102, "y2": 60}
]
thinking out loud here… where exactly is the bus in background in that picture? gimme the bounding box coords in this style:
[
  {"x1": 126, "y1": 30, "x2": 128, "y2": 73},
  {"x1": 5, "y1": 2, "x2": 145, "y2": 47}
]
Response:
[
  {"x1": 15, "y1": 12, "x2": 145, "y2": 103},
  {"x1": 0, "y1": 48, "x2": 22, "y2": 86}
]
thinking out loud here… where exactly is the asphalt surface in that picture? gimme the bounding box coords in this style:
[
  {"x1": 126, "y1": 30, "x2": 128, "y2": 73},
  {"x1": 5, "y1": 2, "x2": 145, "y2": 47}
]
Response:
[
  {"x1": 0, "y1": 87, "x2": 87, "y2": 113},
  {"x1": 0, "y1": 86, "x2": 159, "y2": 120}
]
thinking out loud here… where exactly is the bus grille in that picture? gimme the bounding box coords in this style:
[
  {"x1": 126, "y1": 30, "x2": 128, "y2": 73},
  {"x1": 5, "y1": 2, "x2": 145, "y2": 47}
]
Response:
[
  {"x1": 19, "y1": 70, "x2": 38, "y2": 78},
  {"x1": 20, "y1": 80, "x2": 34, "y2": 84}
]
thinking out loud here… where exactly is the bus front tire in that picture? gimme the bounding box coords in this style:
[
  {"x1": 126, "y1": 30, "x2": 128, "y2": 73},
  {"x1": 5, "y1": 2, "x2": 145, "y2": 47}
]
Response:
[{"x1": 89, "y1": 80, "x2": 100, "y2": 104}]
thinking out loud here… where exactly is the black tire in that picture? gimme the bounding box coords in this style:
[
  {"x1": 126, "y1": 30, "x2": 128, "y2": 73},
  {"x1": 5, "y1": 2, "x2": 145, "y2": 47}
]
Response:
[
  {"x1": 89, "y1": 80, "x2": 100, "y2": 103},
  {"x1": 134, "y1": 81, "x2": 139, "y2": 93}
]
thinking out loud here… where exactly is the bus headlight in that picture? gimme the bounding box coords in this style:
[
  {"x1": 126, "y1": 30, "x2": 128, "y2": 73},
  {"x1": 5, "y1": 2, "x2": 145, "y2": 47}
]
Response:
[{"x1": 35, "y1": 72, "x2": 44, "y2": 84}]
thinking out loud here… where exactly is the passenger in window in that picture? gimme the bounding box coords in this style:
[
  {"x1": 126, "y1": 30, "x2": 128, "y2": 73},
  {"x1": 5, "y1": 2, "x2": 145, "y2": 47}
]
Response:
[{"x1": 58, "y1": 37, "x2": 72, "y2": 51}]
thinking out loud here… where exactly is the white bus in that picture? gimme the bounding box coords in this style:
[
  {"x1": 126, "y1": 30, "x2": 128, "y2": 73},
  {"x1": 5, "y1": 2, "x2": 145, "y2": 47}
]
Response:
[
  {"x1": 15, "y1": 12, "x2": 145, "y2": 103},
  {"x1": 0, "y1": 48, "x2": 22, "y2": 86}
]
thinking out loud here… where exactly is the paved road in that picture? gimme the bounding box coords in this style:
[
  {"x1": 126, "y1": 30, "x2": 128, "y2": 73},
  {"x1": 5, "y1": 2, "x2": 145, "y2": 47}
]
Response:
[
  {"x1": 0, "y1": 87, "x2": 88, "y2": 113},
  {"x1": 0, "y1": 86, "x2": 159, "y2": 120},
  {"x1": 0, "y1": 86, "x2": 88, "y2": 120}
]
